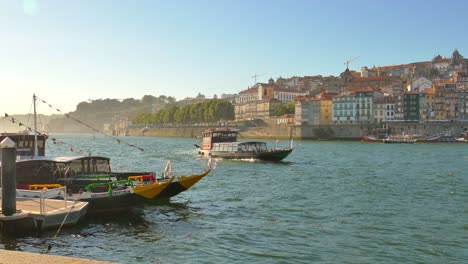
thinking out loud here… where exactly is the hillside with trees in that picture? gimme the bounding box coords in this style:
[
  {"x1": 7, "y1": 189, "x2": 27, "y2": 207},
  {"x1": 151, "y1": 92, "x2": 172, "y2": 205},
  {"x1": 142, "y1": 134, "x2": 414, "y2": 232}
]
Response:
[
  {"x1": 47, "y1": 95, "x2": 177, "y2": 132},
  {"x1": 132, "y1": 99, "x2": 235, "y2": 126}
]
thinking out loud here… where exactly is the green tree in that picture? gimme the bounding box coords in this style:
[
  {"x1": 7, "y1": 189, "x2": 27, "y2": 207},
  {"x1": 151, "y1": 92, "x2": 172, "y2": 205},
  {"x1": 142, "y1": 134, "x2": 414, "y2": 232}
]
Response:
[
  {"x1": 273, "y1": 105, "x2": 287, "y2": 116},
  {"x1": 273, "y1": 102, "x2": 295, "y2": 116},
  {"x1": 141, "y1": 95, "x2": 156, "y2": 105},
  {"x1": 285, "y1": 102, "x2": 296, "y2": 114}
]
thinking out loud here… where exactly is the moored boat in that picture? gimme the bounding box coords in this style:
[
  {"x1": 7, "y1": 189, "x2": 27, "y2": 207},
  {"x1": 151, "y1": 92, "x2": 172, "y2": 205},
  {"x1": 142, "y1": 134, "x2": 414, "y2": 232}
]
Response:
[
  {"x1": 0, "y1": 186, "x2": 89, "y2": 231},
  {"x1": 11, "y1": 155, "x2": 209, "y2": 209},
  {"x1": 151, "y1": 169, "x2": 211, "y2": 199},
  {"x1": 130, "y1": 175, "x2": 175, "y2": 199},
  {"x1": 361, "y1": 135, "x2": 383, "y2": 142},
  {"x1": 113, "y1": 165, "x2": 212, "y2": 200},
  {"x1": 420, "y1": 135, "x2": 442, "y2": 142},
  {"x1": 383, "y1": 135, "x2": 417, "y2": 144},
  {"x1": 72, "y1": 180, "x2": 138, "y2": 214}
]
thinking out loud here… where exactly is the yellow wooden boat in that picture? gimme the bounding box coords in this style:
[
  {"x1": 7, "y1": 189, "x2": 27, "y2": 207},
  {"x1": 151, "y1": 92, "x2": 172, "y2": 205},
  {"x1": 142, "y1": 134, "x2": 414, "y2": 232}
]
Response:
[
  {"x1": 132, "y1": 176, "x2": 175, "y2": 199},
  {"x1": 177, "y1": 169, "x2": 211, "y2": 190},
  {"x1": 154, "y1": 169, "x2": 211, "y2": 199}
]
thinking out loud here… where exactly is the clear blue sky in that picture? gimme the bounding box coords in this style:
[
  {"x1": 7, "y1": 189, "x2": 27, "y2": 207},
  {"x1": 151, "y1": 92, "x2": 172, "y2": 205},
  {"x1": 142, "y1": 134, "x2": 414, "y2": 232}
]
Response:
[{"x1": 1, "y1": 0, "x2": 467, "y2": 115}]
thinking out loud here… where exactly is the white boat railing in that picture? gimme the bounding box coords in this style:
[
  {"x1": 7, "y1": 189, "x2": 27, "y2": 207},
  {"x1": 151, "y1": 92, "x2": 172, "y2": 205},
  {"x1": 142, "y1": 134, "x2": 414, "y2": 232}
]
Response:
[
  {"x1": 37, "y1": 186, "x2": 68, "y2": 214},
  {"x1": 1, "y1": 186, "x2": 69, "y2": 215}
]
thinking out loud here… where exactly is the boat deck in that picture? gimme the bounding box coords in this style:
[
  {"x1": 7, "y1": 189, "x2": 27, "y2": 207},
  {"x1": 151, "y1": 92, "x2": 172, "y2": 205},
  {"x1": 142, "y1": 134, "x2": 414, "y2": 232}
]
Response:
[
  {"x1": 0, "y1": 197, "x2": 82, "y2": 215},
  {"x1": 1, "y1": 197, "x2": 88, "y2": 232}
]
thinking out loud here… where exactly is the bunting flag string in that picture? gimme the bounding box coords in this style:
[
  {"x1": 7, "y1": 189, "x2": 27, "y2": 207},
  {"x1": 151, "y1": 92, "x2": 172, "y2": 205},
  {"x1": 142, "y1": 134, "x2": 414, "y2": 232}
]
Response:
[
  {"x1": 3, "y1": 113, "x2": 44, "y2": 137},
  {"x1": 36, "y1": 96, "x2": 144, "y2": 152},
  {"x1": 3, "y1": 113, "x2": 92, "y2": 155},
  {"x1": 51, "y1": 138, "x2": 91, "y2": 156}
]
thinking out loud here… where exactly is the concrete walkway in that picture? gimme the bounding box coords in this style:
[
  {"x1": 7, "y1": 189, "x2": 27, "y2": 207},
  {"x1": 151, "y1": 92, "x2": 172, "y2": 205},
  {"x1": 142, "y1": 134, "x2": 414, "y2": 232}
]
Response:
[{"x1": 0, "y1": 249, "x2": 114, "y2": 264}]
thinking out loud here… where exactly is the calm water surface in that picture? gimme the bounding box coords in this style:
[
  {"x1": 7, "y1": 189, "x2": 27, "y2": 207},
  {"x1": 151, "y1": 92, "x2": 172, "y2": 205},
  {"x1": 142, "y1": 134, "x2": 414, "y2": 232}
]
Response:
[{"x1": 1, "y1": 134, "x2": 467, "y2": 263}]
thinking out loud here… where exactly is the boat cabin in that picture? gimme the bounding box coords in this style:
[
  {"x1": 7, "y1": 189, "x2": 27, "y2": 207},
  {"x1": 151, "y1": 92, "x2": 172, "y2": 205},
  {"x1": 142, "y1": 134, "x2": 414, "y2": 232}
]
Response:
[
  {"x1": 57, "y1": 156, "x2": 111, "y2": 177},
  {"x1": 14, "y1": 156, "x2": 112, "y2": 191},
  {"x1": 201, "y1": 128, "x2": 238, "y2": 150},
  {"x1": 0, "y1": 133, "x2": 47, "y2": 158},
  {"x1": 212, "y1": 141, "x2": 268, "y2": 152}
]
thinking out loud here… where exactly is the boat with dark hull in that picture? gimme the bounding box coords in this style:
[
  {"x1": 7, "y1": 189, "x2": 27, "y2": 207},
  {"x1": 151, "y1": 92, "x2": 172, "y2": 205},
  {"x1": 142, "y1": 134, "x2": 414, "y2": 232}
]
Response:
[
  {"x1": 11, "y1": 155, "x2": 210, "y2": 212},
  {"x1": 198, "y1": 141, "x2": 293, "y2": 161},
  {"x1": 72, "y1": 180, "x2": 138, "y2": 214},
  {"x1": 152, "y1": 169, "x2": 211, "y2": 199},
  {"x1": 12, "y1": 156, "x2": 141, "y2": 214},
  {"x1": 113, "y1": 168, "x2": 211, "y2": 200},
  {"x1": 194, "y1": 128, "x2": 293, "y2": 162}
]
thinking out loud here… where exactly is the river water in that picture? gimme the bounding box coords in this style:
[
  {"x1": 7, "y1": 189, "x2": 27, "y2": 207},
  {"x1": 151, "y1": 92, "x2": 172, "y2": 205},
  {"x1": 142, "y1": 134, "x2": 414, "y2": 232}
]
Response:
[{"x1": 1, "y1": 134, "x2": 467, "y2": 263}]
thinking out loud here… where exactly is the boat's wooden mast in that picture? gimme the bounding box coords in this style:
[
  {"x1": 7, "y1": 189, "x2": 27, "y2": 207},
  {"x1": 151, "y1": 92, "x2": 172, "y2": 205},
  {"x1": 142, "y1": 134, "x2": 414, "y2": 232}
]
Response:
[{"x1": 33, "y1": 94, "x2": 38, "y2": 157}]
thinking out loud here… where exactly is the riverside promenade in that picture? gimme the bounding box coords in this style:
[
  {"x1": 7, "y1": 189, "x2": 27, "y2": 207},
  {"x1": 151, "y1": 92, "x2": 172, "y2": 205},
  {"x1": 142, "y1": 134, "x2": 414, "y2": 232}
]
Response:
[{"x1": 0, "y1": 249, "x2": 114, "y2": 263}]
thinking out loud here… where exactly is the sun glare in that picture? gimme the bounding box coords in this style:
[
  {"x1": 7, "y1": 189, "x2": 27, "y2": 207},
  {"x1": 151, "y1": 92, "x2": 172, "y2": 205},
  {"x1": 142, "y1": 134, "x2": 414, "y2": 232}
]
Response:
[{"x1": 23, "y1": 0, "x2": 40, "y2": 16}]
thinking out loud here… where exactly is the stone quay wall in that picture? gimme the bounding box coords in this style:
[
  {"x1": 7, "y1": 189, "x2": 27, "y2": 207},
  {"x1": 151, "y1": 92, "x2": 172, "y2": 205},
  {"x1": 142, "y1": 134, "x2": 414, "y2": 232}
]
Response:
[{"x1": 126, "y1": 121, "x2": 468, "y2": 140}]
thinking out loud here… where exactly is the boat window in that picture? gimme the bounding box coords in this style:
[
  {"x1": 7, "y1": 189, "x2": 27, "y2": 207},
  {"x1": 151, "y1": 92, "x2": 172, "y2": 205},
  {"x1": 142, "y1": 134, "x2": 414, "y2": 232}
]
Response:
[
  {"x1": 69, "y1": 160, "x2": 85, "y2": 175},
  {"x1": 86, "y1": 158, "x2": 91, "y2": 173},
  {"x1": 95, "y1": 159, "x2": 111, "y2": 173},
  {"x1": 37, "y1": 139, "x2": 44, "y2": 148}
]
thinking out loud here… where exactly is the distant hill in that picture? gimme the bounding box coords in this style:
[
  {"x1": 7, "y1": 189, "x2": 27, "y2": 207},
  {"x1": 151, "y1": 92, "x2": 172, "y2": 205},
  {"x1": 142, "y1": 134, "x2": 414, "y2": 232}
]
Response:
[
  {"x1": 9, "y1": 95, "x2": 178, "y2": 133},
  {"x1": 1, "y1": 114, "x2": 61, "y2": 133}
]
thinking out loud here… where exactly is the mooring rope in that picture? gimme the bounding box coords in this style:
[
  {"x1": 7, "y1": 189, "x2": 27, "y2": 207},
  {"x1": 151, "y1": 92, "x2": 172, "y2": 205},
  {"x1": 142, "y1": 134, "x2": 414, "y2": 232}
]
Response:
[{"x1": 41, "y1": 192, "x2": 81, "y2": 254}]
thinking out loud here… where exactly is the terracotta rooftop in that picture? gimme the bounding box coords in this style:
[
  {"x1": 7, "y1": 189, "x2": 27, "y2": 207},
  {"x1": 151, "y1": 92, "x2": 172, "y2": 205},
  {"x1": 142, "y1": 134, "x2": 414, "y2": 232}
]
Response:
[
  {"x1": 239, "y1": 87, "x2": 258, "y2": 94},
  {"x1": 334, "y1": 93, "x2": 356, "y2": 98},
  {"x1": 350, "y1": 76, "x2": 390, "y2": 82},
  {"x1": 345, "y1": 86, "x2": 375, "y2": 92},
  {"x1": 295, "y1": 95, "x2": 315, "y2": 101},
  {"x1": 421, "y1": 88, "x2": 435, "y2": 94}
]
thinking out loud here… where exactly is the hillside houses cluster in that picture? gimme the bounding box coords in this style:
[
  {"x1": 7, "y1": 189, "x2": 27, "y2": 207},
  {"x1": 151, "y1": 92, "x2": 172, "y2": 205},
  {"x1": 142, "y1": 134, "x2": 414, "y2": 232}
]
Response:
[{"x1": 232, "y1": 49, "x2": 468, "y2": 125}]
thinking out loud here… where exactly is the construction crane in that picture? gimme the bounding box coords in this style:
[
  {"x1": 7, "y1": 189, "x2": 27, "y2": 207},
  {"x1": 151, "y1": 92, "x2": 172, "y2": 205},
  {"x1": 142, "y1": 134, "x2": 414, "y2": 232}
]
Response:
[
  {"x1": 344, "y1": 56, "x2": 360, "y2": 69},
  {"x1": 251, "y1": 73, "x2": 264, "y2": 84}
]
